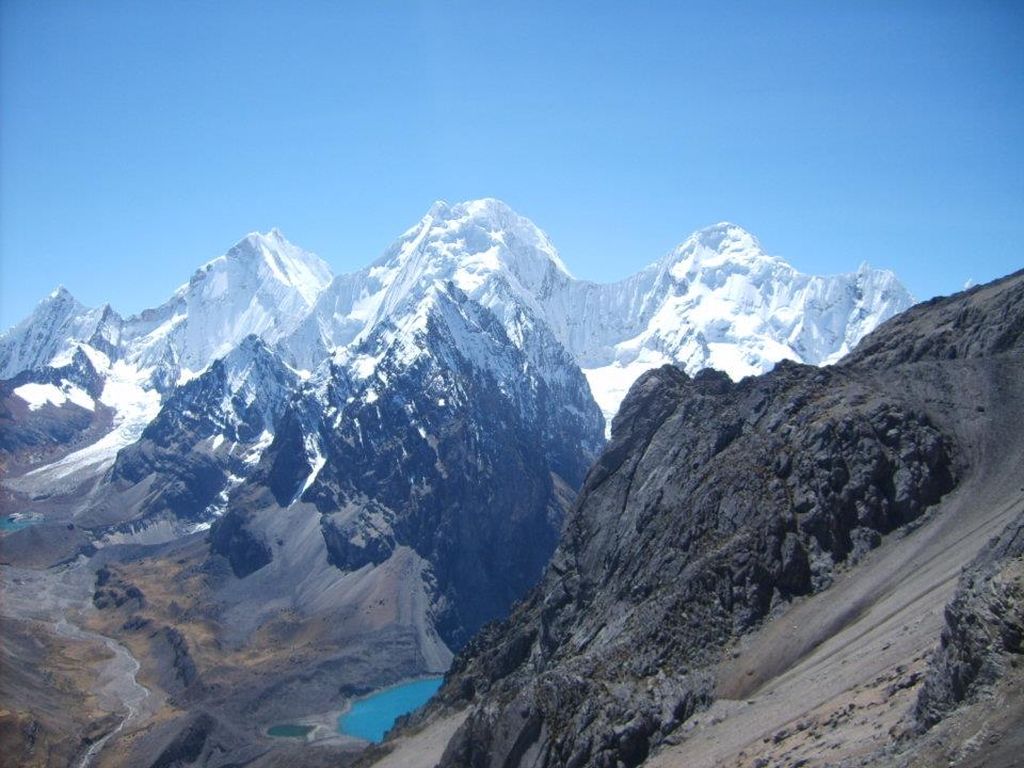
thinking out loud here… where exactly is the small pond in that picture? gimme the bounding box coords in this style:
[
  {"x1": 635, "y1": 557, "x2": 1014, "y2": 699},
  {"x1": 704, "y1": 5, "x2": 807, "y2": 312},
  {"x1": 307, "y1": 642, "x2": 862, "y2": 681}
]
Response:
[
  {"x1": 0, "y1": 514, "x2": 44, "y2": 533},
  {"x1": 266, "y1": 724, "x2": 314, "y2": 739},
  {"x1": 338, "y1": 676, "x2": 443, "y2": 743}
]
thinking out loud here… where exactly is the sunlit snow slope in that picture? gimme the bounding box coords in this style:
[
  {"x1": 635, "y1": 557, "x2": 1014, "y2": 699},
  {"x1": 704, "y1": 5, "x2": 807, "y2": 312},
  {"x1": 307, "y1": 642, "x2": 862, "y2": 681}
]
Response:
[{"x1": 2, "y1": 199, "x2": 913, "y2": 463}]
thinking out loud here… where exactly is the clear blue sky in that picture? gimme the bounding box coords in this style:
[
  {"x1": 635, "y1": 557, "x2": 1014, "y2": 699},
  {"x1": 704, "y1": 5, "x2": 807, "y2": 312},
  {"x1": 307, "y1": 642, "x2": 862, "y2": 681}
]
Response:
[{"x1": 2, "y1": 1, "x2": 1021, "y2": 328}]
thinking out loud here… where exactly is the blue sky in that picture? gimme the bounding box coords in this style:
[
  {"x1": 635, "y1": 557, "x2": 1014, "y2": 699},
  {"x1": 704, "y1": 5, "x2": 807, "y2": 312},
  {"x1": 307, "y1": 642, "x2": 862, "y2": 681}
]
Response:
[{"x1": 2, "y1": 1, "x2": 1021, "y2": 328}]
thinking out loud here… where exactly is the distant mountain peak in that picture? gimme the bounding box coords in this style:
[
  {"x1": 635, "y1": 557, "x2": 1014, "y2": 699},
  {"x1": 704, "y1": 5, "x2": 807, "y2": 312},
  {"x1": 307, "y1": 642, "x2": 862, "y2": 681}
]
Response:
[
  {"x1": 47, "y1": 284, "x2": 77, "y2": 302},
  {"x1": 234, "y1": 227, "x2": 291, "y2": 251},
  {"x1": 451, "y1": 196, "x2": 516, "y2": 219},
  {"x1": 24, "y1": 285, "x2": 89, "y2": 319},
  {"x1": 0, "y1": 285, "x2": 113, "y2": 377},
  {"x1": 362, "y1": 202, "x2": 565, "y2": 296},
  {"x1": 425, "y1": 199, "x2": 451, "y2": 217},
  {"x1": 185, "y1": 229, "x2": 332, "y2": 305},
  {"x1": 412, "y1": 198, "x2": 573, "y2": 278},
  {"x1": 692, "y1": 221, "x2": 761, "y2": 249},
  {"x1": 423, "y1": 197, "x2": 515, "y2": 220},
  {"x1": 666, "y1": 221, "x2": 773, "y2": 271}
]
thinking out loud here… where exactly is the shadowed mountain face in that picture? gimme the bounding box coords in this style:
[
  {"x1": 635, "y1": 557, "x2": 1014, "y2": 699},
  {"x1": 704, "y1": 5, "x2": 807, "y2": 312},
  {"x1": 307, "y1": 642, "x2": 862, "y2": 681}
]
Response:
[
  {"x1": 412, "y1": 270, "x2": 1024, "y2": 768},
  {"x1": 212, "y1": 283, "x2": 604, "y2": 648},
  {"x1": 0, "y1": 348, "x2": 110, "y2": 467},
  {"x1": 106, "y1": 336, "x2": 301, "y2": 526}
]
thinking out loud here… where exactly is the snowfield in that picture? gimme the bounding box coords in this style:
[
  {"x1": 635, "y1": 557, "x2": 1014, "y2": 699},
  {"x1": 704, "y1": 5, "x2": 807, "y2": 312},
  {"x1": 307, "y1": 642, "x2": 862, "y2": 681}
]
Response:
[{"x1": 1, "y1": 198, "x2": 913, "y2": 477}]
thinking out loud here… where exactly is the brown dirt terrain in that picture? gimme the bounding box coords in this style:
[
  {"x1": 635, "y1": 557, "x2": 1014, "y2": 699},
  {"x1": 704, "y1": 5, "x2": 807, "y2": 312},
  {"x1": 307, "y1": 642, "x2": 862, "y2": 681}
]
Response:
[{"x1": 0, "y1": 616, "x2": 119, "y2": 768}]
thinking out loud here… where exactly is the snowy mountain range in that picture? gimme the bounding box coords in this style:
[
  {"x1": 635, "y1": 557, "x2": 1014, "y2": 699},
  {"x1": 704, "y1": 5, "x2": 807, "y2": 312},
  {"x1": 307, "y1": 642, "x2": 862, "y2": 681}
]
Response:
[
  {"x1": 0, "y1": 197, "x2": 914, "y2": 542},
  {"x1": 280, "y1": 200, "x2": 911, "y2": 422},
  {"x1": 1, "y1": 198, "x2": 912, "y2": 433}
]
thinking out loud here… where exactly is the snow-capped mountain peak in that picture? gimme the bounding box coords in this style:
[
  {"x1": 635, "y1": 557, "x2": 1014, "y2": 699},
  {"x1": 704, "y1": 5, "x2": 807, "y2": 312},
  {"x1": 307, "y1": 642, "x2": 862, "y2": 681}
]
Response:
[
  {"x1": 0, "y1": 287, "x2": 125, "y2": 379},
  {"x1": 281, "y1": 199, "x2": 576, "y2": 369},
  {"x1": 48, "y1": 284, "x2": 76, "y2": 301},
  {"x1": 554, "y1": 221, "x2": 917, "y2": 427},
  {"x1": 406, "y1": 199, "x2": 568, "y2": 307},
  {"x1": 691, "y1": 221, "x2": 763, "y2": 253},
  {"x1": 662, "y1": 221, "x2": 778, "y2": 280},
  {"x1": 374, "y1": 198, "x2": 571, "y2": 287},
  {"x1": 123, "y1": 230, "x2": 334, "y2": 380},
  {"x1": 212, "y1": 228, "x2": 333, "y2": 306}
]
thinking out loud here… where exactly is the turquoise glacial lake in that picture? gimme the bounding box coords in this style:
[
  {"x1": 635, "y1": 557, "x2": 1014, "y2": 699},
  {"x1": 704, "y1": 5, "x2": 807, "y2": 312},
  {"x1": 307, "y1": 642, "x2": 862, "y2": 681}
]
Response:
[
  {"x1": 338, "y1": 677, "x2": 443, "y2": 743},
  {"x1": 0, "y1": 514, "x2": 43, "y2": 533}
]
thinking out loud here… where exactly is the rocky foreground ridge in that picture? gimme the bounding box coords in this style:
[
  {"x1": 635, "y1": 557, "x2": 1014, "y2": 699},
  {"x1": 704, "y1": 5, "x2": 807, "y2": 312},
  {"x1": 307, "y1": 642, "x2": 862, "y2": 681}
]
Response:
[{"x1": 380, "y1": 270, "x2": 1024, "y2": 768}]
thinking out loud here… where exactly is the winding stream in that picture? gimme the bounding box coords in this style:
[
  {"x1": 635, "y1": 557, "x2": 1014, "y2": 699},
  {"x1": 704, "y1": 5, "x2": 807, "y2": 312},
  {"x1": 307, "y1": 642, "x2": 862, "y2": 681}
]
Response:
[{"x1": 0, "y1": 558, "x2": 158, "y2": 767}]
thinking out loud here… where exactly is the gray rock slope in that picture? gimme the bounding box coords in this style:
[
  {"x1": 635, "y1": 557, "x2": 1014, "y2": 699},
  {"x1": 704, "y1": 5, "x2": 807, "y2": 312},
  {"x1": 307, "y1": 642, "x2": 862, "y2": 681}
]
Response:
[
  {"x1": 913, "y1": 507, "x2": 1024, "y2": 729},
  {"x1": 409, "y1": 269, "x2": 1024, "y2": 768}
]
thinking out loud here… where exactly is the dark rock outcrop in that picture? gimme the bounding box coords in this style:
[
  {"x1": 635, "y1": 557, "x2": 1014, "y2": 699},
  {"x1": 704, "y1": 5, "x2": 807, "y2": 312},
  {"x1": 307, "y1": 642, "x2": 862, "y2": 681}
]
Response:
[
  {"x1": 151, "y1": 626, "x2": 202, "y2": 701},
  {"x1": 147, "y1": 712, "x2": 216, "y2": 768},
  {"x1": 209, "y1": 509, "x2": 272, "y2": 578},
  {"x1": 0, "y1": 348, "x2": 110, "y2": 463},
  {"x1": 421, "y1": 270, "x2": 1024, "y2": 768},
  {"x1": 914, "y1": 509, "x2": 1024, "y2": 729}
]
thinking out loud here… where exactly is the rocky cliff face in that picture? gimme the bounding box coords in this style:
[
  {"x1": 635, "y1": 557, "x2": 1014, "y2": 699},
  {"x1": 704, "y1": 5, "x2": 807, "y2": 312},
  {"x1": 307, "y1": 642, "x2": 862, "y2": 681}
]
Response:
[
  {"x1": 212, "y1": 283, "x2": 604, "y2": 648},
  {"x1": 417, "y1": 270, "x2": 1024, "y2": 768},
  {"x1": 0, "y1": 347, "x2": 109, "y2": 464},
  {"x1": 913, "y1": 509, "x2": 1024, "y2": 730},
  {"x1": 109, "y1": 335, "x2": 298, "y2": 526}
]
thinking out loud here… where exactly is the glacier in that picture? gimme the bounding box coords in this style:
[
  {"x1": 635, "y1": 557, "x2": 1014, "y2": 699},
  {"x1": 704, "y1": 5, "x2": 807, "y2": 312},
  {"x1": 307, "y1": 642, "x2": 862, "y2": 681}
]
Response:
[
  {"x1": 1, "y1": 198, "x2": 914, "y2": 452},
  {"x1": 278, "y1": 200, "x2": 913, "y2": 426}
]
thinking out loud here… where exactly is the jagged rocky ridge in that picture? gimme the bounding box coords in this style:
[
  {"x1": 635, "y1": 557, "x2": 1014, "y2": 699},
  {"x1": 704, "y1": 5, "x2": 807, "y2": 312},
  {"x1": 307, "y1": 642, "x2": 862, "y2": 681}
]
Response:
[
  {"x1": 412, "y1": 270, "x2": 1024, "y2": 768},
  {"x1": 109, "y1": 335, "x2": 299, "y2": 526}
]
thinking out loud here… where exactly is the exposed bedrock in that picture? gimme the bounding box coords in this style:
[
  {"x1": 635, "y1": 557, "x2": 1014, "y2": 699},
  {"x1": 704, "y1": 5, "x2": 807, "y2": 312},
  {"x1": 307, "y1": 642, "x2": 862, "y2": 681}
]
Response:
[
  {"x1": 914, "y1": 509, "x2": 1024, "y2": 730},
  {"x1": 423, "y1": 271, "x2": 1024, "y2": 768}
]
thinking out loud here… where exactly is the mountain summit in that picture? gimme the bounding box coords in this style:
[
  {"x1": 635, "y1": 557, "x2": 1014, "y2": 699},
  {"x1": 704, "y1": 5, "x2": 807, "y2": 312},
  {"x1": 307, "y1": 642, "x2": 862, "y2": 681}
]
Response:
[
  {"x1": 0, "y1": 199, "x2": 914, "y2": 476},
  {"x1": 280, "y1": 201, "x2": 913, "y2": 423},
  {"x1": 127, "y1": 229, "x2": 332, "y2": 378}
]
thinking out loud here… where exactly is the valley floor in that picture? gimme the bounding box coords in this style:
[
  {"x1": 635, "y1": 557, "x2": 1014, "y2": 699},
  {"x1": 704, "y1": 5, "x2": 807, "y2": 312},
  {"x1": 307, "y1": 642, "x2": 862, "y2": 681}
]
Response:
[{"x1": 0, "y1": 559, "x2": 163, "y2": 768}]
